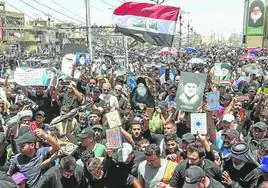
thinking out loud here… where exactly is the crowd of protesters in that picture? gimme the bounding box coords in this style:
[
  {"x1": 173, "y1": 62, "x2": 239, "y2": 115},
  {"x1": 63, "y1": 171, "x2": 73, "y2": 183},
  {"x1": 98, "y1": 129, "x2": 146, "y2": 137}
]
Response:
[{"x1": 0, "y1": 46, "x2": 268, "y2": 188}]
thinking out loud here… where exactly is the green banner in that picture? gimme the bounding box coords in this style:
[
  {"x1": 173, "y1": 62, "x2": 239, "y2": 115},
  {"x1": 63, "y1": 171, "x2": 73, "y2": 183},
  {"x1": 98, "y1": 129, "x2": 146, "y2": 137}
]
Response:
[{"x1": 246, "y1": 0, "x2": 265, "y2": 36}]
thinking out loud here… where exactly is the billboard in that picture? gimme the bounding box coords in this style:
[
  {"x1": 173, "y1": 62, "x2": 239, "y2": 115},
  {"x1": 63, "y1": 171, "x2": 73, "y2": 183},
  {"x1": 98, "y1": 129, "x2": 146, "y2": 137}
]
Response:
[{"x1": 247, "y1": 0, "x2": 265, "y2": 36}]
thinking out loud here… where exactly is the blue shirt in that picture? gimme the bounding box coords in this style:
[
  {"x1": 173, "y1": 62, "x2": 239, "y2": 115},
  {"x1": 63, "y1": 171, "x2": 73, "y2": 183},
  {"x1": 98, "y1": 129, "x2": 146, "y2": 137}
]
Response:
[{"x1": 8, "y1": 147, "x2": 50, "y2": 188}]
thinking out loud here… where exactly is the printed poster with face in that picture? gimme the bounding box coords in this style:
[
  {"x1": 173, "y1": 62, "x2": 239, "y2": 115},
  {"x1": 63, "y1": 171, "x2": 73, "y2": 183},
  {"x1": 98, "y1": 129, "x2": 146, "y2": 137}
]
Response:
[
  {"x1": 75, "y1": 52, "x2": 90, "y2": 66},
  {"x1": 14, "y1": 67, "x2": 58, "y2": 87},
  {"x1": 247, "y1": 0, "x2": 265, "y2": 36},
  {"x1": 175, "y1": 72, "x2": 207, "y2": 112},
  {"x1": 61, "y1": 44, "x2": 88, "y2": 78},
  {"x1": 159, "y1": 65, "x2": 176, "y2": 84},
  {"x1": 190, "y1": 113, "x2": 207, "y2": 135},
  {"x1": 210, "y1": 63, "x2": 232, "y2": 84}
]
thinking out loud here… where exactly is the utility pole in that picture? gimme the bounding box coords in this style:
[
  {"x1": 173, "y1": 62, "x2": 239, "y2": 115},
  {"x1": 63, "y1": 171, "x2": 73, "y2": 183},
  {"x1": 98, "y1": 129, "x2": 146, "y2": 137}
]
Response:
[
  {"x1": 85, "y1": 0, "x2": 93, "y2": 60},
  {"x1": 242, "y1": 0, "x2": 249, "y2": 45},
  {"x1": 187, "y1": 21, "x2": 190, "y2": 46}
]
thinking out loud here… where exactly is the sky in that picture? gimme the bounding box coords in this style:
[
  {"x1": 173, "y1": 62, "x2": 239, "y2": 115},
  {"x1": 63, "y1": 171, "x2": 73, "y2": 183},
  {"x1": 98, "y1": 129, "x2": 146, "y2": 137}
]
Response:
[{"x1": 4, "y1": 0, "x2": 245, "y2": 37}]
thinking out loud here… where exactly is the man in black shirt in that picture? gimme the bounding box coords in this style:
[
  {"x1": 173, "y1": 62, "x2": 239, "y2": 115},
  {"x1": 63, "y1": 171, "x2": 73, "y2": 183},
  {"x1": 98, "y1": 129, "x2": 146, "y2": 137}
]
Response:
[
  {"x1": 104, "y1": 143, "x2": 141, "y2": 188},
  {"x1": 35, "y1": 155, "x2": 87, "y2": 188},
  {"x1": 27, "y1": 86, "x2": 60, "y2": 123},
  {"x1": 182, "y1": 166, "x2": 224, "y2": 188},
  {"x1": 169, "y1": 142, "x2": 221, "y2": 187},
  {"x1": 0, "y1": 132, "x2": 9, "y2": 172}
]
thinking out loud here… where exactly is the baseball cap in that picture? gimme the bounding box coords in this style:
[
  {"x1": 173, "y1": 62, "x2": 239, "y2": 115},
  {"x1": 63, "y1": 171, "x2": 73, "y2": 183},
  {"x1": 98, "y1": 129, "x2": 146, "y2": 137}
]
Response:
[
  {"x1": 92, "y1": 124, "x2": 103, "y2": 131},
  {"x1": 222, "y1": 114, "x2": 235, "y2": 122},
  {"x1": 15, "y1": 132, "x2": 36, "y2": 145},
  {"x1": 35, "y1": 110, "x2": 45, "y2": 117},
  {"x1": 11, "y1": 172, "x2": 27, "y2": 185},
  {"x1": 222, "y1": 129, "x2": 240, "y2": 138},
  {"x1": 118, "y1": 143, "x2": 133, "y2": 163},
  {"x1": 182, "y1": 166, "x2": 206, "y2": 188},
  {"x1": 252, "y1": 122, "x2": 268, "y2": 131},
  {"x1": 182, "y1": 133, "x2": 196, "y2": 144},
  {"x1": 76, "y1": 127, "x2": 95, "y2": 142},
  {"x1": 258, "y1": 155, "x2": 268, "y2": 172}
]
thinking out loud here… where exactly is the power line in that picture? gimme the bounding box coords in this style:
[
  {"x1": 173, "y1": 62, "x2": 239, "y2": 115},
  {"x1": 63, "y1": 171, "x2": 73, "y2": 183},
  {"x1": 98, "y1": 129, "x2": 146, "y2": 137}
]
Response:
[
  {"x1": 92, "y1": 4, "x2": 112, "y2": 14},
  {"x1": 31, "y1": 0, "x2": 85, "y2": 24},
  {"x1": 5, "y1": 1, "x2": 35, "y2": 20},
  {"x1": 18, "y1": 0, "x2": 65, "y2": 23},
  {"x1": 49, "y1": 0, "x2": 86, "y2": 21},
  {"x1": 99, "y1": 0, "x2": 116, "y2": 8}
]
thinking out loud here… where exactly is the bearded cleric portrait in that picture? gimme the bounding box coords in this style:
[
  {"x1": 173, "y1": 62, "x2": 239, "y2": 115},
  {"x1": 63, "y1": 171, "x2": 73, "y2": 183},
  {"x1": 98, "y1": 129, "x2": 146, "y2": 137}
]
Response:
[
  {"x1": 175, "y1": 72, "x2": 207, "y2": 112},
  {"x1": 248, "y1": 0, "x2": 265, "y2": 27},
  {"x1": 130, "y1": 77, "x2": 155, "y2": 111}
]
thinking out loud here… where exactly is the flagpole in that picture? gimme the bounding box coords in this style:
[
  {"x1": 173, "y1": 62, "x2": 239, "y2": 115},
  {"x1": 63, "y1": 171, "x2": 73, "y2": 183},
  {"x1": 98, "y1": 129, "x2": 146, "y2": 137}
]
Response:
[
  {"x1": 123, "y1": 0, "x2": 129, "y2": 69},
  {"x1": 85, "y1": 0, "x2": 93, "y2": 61}
]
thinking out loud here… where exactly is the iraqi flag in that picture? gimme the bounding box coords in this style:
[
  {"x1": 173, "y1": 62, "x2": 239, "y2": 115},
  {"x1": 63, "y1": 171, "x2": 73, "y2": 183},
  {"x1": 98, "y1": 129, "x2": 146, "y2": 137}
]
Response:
[{"x1": 113, "y1": 2, "x2": 180, "y2": 47}]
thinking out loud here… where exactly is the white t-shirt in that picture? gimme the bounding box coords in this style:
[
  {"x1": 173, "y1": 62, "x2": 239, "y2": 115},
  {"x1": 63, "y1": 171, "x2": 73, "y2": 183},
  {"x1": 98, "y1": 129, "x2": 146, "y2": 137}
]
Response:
[{"x1": 138, "y1": 158, "x2": 168, "y2": 188}]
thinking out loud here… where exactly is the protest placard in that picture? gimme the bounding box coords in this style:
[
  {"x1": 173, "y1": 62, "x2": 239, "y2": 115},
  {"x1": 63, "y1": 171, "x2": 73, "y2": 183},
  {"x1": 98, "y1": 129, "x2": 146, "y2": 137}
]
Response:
[
  {"x1": 210, "y1": 63, "x2": 232, "y2": 84},
  {"x1": 75, "y1": 52, "x2": 90, "y2": 66},
  {"x1": 207, "y1": 91, "x2": 220, "y2": 111},
  {"x1": 106, "y1": 127, "x2": 122, "y2": 149},
  {"x1": 175, "y1": 72, "x2": 207, "y2": 112},
  {"x1": 190, "y1": 113, "x2": 207, "y2": 135},
  {"x1": 14, "y1": 68, "x2": 45, "y2": 86},
  {"x1": 106, "y1": 110, "x2": 122, "y2": 128},
  {"x1": 14, "y1": 67, "x2": 58, "y2": 86}
]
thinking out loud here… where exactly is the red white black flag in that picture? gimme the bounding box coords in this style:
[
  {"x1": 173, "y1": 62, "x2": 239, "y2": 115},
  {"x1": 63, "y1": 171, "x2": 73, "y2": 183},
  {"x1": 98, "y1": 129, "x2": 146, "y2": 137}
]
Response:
[{"x1": 113, "y1": 2, "x2": 180, "y2": 47}]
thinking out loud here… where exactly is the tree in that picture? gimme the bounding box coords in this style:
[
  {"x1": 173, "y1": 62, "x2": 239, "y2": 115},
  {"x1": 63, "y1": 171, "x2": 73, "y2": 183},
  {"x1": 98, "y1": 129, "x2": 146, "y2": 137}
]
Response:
[
  {"x1": 228, "y1": 33, "x2": 242, "y2": 46},
  {"x1": 149, "y1": 0, "x2": 165, "y2": 4}
]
